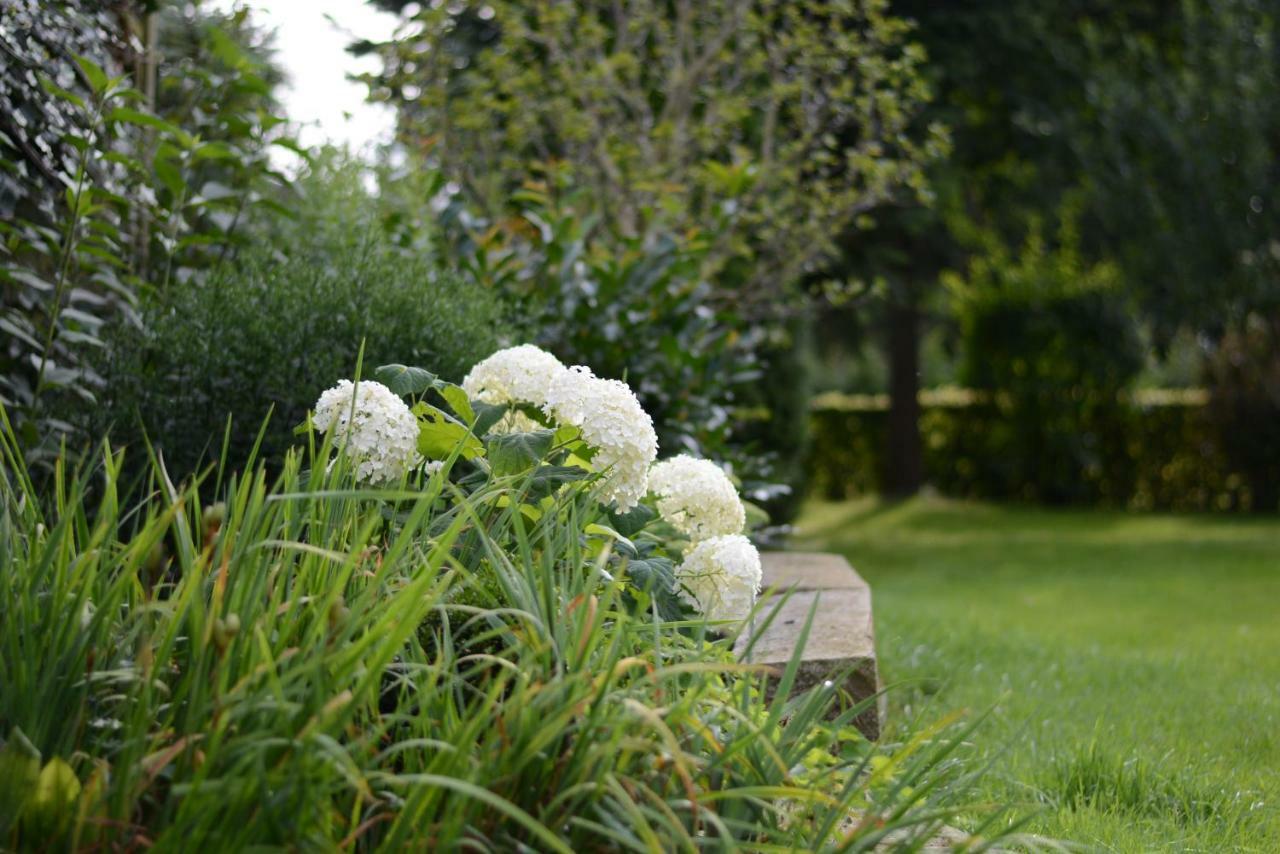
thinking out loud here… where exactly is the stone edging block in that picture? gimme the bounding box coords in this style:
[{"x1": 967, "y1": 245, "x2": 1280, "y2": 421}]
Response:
[{"x1": 734, "y1": 551, "x2": 884, "y2": 739}]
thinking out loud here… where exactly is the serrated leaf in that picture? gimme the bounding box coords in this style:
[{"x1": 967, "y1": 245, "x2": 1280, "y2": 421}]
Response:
[
  {"x1": 107, "y1": 107, "x2": 178, "y2": 135},
  {"x1": 153, "y1": 154, "x2": 185, "y2": 199},
  {"x1": 486, "y1": 429, "x2": 554, "y2": 476},
  {"x1": 193, "y1": 141, "x2": 237, "y2": 161},
  {"x1": 376, "y1": 364, "x2": 437, "y2": 397},
  {"x1": 624, "y1": 555, "x2": 688, "y2": 622},
  {"x1": 472, "y1": 402, "x2": 509, "y2": 435},
  {"x1": 525, "y1": 465, "x2": 589, "y2": 500},
  {"x1": 416, "y1": 404, "x2": 482, "y2": 460},
  {"x1": 438, "y1": 383, "x2": 475, "y2": 423},
  {"x1": 624, "y1": 554, "x2": 675, "y2": 591},
  {"x1": 74, "y1": 55, "x2": 109, "y2": 93},
  {"x1": 609, "y1": 503, "x2": 658, "y2": 537},
  {"x1": 37, "y1": 78, "x2": 85, "y2": 109}
]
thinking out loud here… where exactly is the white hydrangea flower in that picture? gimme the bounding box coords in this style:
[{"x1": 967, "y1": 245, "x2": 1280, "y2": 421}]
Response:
[
  {"x1": 648, "y1": 455, "x2": 746, "y2": 542},
  {"x1": 677, "y1": 534, "x2": 762, "y2": 623},
  {"x1": 313, "y1": 379, "x2": 421, "y2": 485},
  {"x1": 462, "y1": 344, "x2": 565, "y2": 407},
  {"x1": 543, "y1": 365, "x2": 658, "y2": 511}
]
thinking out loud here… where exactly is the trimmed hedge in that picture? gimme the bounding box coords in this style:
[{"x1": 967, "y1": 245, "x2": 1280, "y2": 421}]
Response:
[{"x1": 809, "y1": 389, "x2": 1262, "y2": 512}]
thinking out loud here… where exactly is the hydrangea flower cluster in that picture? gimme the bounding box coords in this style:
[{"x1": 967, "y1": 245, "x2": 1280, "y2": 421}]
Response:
[
  {"x1": 312, "y1": 379, "x2": 421, "y2": 485},
  {"x1": 676, "y1": 534, "x2": 763, "y2": 623},
  {"x1": 648, "y1": 455, "x2": 746, "y2": 542},
  {"x1": 543, "y1": 365, "x2": 659, "y2": 511},
  {"x1": 313, "y1": 345, "x2": 766, "y2": 625},
  {"x1": 462, "y1": 344, "x2": 565, "y2": 406},
  {"x1": 461, "y1": 344, "x2": 567, "y2": 433}
]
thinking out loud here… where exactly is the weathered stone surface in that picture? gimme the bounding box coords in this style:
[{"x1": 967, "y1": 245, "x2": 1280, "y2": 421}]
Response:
[
  {"x1": 869, "y1": 821, "x2": 983, "y2": 851},
  {"x1": 734, "y1": 552, "x2": 883, "y2": 739},
  {"x1": 757, "y1": 550, "x2": 866, "y2": 591}
]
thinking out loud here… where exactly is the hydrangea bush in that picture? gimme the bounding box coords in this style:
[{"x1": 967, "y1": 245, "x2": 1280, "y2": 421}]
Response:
[
  {"x1": 314, "y1": 344, "x2": 759, "y2": 625},
  {"x1": 0, "y1": 341, "x2": 1030, "y2": 850}
]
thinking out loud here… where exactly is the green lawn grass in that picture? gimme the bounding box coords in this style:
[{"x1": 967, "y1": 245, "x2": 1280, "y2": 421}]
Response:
[{"x1": 793, "y1": 497, "x2": 1280, "y2": 852}]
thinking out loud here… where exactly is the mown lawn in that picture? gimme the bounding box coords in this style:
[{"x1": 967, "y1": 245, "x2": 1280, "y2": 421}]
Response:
[{"x1": 793, "y1": 497, "x2": 1280, "y2": 852}]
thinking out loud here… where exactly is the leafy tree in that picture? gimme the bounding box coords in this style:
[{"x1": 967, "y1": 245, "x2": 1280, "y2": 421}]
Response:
[
  {"x1": 357, "y1": 0, "x2": 942, "y2": 309},
  {"x1": 815, "y1": 0, "x2": 1214, "y2": 496},
  {"x1": 355, "y1": 1, "x2": 942, "y2": 516},
  {"x1": 1074, "y1": 0, "x2": 1279, "y2": 343},
  {"x1": 148, "y1": 0, "x2": 298, "y2": 279}
]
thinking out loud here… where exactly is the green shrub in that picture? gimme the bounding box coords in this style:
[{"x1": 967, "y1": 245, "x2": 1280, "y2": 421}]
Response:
[
  {"x1": 1, "y1": 4, "x2": 293, "y2": 462},
  {"x1": 736, "y1": 315, "x2": 816, "y2": 524},
  {"x1": 438, "y1": 183, "x2": 783, "y2": 501},
  {"x1": 948, "y1": 226, "x2": 1145, "y2": 503},
  {"x1": 809, "y1": 390, "x2": 1249, "y2": 511},
  {"x1": 96, "y1": 225, "x2": 510, "y2": 479}
]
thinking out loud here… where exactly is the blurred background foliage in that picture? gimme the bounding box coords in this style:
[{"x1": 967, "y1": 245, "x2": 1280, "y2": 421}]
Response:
[{"x1": 2, "y1": 0, "x2": 1278, "y2": 513}]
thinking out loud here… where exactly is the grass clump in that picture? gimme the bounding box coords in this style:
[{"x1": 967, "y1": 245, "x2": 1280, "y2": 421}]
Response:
[{"x1": 1045, "y1": 742, "x2": 1257, "y2": 829}]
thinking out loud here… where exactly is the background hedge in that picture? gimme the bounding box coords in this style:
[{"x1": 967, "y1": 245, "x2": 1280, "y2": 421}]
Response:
[{"x1": 808, "y1": 389, "x2": 1259, "y2": 512}]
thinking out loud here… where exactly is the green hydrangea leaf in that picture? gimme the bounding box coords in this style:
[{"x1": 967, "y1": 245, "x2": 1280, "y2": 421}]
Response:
[
  {"x1": 438, "y1": 383, "x2": 475, "y2": 424},
  {"x1": 609, "y1": 503, "x2": 657, "y2": 537},
  {"x1": 472, "y1": 402, "x2": 509, "y2": 436},
  {"x1": 376, "y1": 364, "x2": 438, "y2": 397},
  {"x1": 525, "y1": 465, "x2": 589, "y2": 501},
  {"x1": 415, "y1": 404, "x2": 482, "y2": 460},
  {"x1": 487, "y1": 429, "x2": 555, "y2": 476}
]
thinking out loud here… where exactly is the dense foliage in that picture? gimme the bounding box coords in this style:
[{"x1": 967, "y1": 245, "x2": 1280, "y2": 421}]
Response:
[
  {"x1": 357, "y1": 0, "x2": 948, "y2": 518},
  {"x1": 361, "y1": 0, "x2": 942, "y2": 305},
  {"x1": 428, "y1": 179, "x2": 806, "y2": 510},
  {"x1": 806, "y1": 0, "x2": 1280, "y2": 505},
  {"x1": 1075, "y1": 0, "x2": 1280, "y2": 342},
  {"x1": 1203, "y1": 315, "x2": 1280, "y2": 513},
  {"x1": 0, "y1": 0, "x2": 293, "y2": 462},
  {"x1": 947, "y1": 224, "x2": 1144, "y2": 504}
]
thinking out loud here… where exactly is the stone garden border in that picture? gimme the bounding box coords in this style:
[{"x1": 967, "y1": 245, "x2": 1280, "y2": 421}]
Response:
[{"x1": 735, "y1": 551, "x2": 884, "y2": 739}]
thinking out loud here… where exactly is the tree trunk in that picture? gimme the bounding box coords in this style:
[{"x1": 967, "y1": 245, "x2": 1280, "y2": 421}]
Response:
[{"x1": 885, "y1": 291, "x2": 923, "y2": 497}]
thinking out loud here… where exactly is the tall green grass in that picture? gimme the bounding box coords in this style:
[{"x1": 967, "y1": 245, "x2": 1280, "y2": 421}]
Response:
[{"x1": 0, "y1": 415, "x2": 1041, "y2": 850}]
